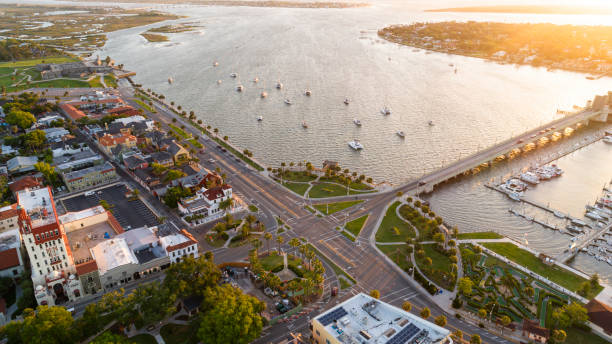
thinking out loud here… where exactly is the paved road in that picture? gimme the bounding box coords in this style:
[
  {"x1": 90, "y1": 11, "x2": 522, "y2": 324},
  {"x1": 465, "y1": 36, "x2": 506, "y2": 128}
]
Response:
[{"x1": 118, "y1": 84, "x2": 518, "y2": 344}]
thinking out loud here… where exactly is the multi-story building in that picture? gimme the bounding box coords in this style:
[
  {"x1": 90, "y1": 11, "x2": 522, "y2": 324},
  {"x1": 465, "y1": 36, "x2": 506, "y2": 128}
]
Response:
[
  {"x1": 159, "y1": 229, "x2": 198, "y2": 263},
  {"x1": 310, "y1": 293, "x2": 452, "y2": 344},
  {"x1": 0, "y1": 229, "x2": 25, "y2": 279},
  {"x1": 97, "y1": 130, "x2": 138, "y2": 155},
  {"x1": 60, "y1": 161, "x2": 117, "y2": 192},
  {"x1": 178, "y1": 184, "x2": 232, "y2": 224},
  {"x1": 16, "y1": 186, "x2": 83, "y2": 306},
  {"x1": 0, "y1": 204, "x2": 21, "y2": 233}
]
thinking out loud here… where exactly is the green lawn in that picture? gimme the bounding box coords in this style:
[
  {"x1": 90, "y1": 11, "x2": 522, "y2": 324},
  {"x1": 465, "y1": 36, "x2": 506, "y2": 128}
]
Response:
[
  {"x1": 345, "y1": 214, "x2": 368, "y2": 238},
  {"x1": 375, "y1": 202, "x2": 416, "y2": 242},
  {"x1": 141, "y1": 33, "x2": 169, "y2": 42},
  {"x1": 0, "y1": 57, "x2": 79, "y2": 68},
  {"x1": 279, "y1": 170, "x2": 317, "y2": 182},
  {"x1": 457, "y1": 231, "x2": 503, "y2": 240},
  {"x1": 415, "y1": 244, "x2": 456, "y2": 290},
  {"x1": 319, "y1": 176, "x2": 374, "y2": 190},
  {"x1": 282, "y1": 182, "x2": 310, "y2": 196},
  {"x1": 313, "y1": 200, "x2": 363, "y2": 215},
  {"x1": 7, "y1": 78, "x2": 91, "y2": 92},
  {"x1": 88, "y1": 77, "x2": 104, "y2": 88},
  {"x1": 307, "y1": 244, "x2": 356, "y2": 284},
  {"x1": 308, "y1": 183, "x2": 373, "y2": 198},
  {"x1": 133, "y1": 98, "x2": 157, "y2": 113},
  {"x1": 482, "y1": 242, "x2": 597, "y2": 295},
  {"x1": 205, "y1": 234, "x2": 226, "y2": 248},
  {"x1": 187, "y1": 138, "x2": 203, "y2": 148},
  {"x1": 341, "y1": 230, "x2": 356, "y2": 242},
  {"x1": 160, "y1": 323, "x2": 199, "y2": 344},
  {"x1": 260, "y1": 254, "x2": 284, "y2": 271},
  {"x1": 248, "y1": 204, "x2": 259, "y2": 212},
  {"x1": 564, "y1": 326, "x2": 609, "y2": 344},
  {"x1": 130, "y1": 334, "x2": 158, "y2": 344},
  {"x1": 104, "y1": 74, "x2": 118, "y2": 87},
  {"x1": 377, "y1": 244, "x2": 413, "y2": 271},
  {"x1": 339, "y1": 277, "x2": 352, "y2": 289},
  {"x1": 169, "y1": 124, "x2": 191, "y2": 139},
  {"x1": 304, "y1": 205, "x2": 316, "y2": 213}
]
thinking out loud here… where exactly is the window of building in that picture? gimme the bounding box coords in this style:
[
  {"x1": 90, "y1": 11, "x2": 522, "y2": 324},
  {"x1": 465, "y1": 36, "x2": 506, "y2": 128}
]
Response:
[
  {"x1": 29, "y1": 238, "x2": 32, "y2": 243},
  {"x1": 37, "y1": 262, "x2": 40, "y2": 268},
  {"x1": 34, "y1": 254, "x2": 37, "y2": 260},
  {"x1": 36, "y1": 234, "x2": 40, "y2": 241},
  {"x1": 12, "y1": 269, "x2": 17, "y2": 275},
  {"x1": 47, "y1": 268, "x2": 50, "y2": 273},
  {"x1": 39, "y1": 270, "x2": 42, "y2": 275}
]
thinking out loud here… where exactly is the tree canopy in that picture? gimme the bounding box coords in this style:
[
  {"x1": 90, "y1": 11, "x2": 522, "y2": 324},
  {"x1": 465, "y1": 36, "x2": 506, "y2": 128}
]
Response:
[
  {"x1": 5, "y1": 110, "x2": 36, "y2": 130},
  {"x1": 163, "y1": 255, "x2": 220, "y2": 298},
  {"x1": 197, "y1": 284, "x2": 265, "y2": 344}
]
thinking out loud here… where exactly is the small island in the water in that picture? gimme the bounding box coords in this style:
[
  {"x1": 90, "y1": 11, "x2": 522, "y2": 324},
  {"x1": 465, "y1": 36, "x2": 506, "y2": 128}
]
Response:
[
  {"x1": 425, "y1": 5, "x2": 612, "y2": 15},
  {"x1": 378, "y1": 21, "x2": 612, "y2": 77},
  {"x1": 72, "y1": 0, "x2": 368, "y2": 9}
]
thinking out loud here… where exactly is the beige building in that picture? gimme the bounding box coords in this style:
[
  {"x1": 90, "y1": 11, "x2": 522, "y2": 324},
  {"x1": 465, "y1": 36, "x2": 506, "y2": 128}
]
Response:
[
  {"x1": 61, "y1": 162, "x2": 117, "y2": 192},
  {"x1": 311, "y1": 293, "x2": 452, "y2": 344},
  {"x1": 0, "y1": 205, "x2": 20, "y2": 233}
]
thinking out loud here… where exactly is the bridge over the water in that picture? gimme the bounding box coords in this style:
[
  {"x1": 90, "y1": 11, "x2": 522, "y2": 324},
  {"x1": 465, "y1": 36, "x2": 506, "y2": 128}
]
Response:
[{"x1": 401, "y1": 91, "x2": 611, "y2": 194}]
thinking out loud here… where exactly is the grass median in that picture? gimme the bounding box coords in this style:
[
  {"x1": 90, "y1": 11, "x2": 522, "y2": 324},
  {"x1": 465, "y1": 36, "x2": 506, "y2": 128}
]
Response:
[
  {"x1": 345, "y1": 214, "x2": 368, "y2": 238},
  {"x1": 313, "y1": 200, "x2": 363, "y2": 215},
  {"x1": 307, "y1": 244, "x2": 356, "y2": 284},
  {"x1": 457, "y1": 231, "x2": 503, "y2": 240}
]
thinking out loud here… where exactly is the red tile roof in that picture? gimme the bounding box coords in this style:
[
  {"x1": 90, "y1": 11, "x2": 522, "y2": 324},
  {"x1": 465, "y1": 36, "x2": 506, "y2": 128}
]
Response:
[
  {"x1": 107, "y1": 106, "x2": 140, "y2": 116},
  {"x1": 9, "y1": 176, "x2": 42, "y2": 194},
  {"x1": 0, "y1": 207, "x2": 19, "y2": 221},
  {"x1": 586, "y1": 299, "x2": 612, "y2": 334},
  {"x1": 98, "y1": 133, "x2": 137, "y2": 147},
  {"x1": 0, "y1": 248, "x2": 20, "y2": 270},
  {"x1": 203, "y1": 185, "x2": 226, "y2": 201},
  {"x1": 75, "y1": 260, "x2": 99, "y2": 275},
  {"x1": 59, "y1": 103, "x2": 86, "y2": 120},
  {"x1": 69, "y1": 98, "x2": 124, "y2": 107},
  {"x1": 0, "y1": 298, "x2": 5, "y2": 315}
]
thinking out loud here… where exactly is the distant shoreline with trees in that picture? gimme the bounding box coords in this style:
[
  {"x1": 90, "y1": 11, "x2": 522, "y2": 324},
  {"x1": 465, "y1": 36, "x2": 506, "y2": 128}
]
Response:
[
  {"x1": 378, "y1": 21, "x2": 612, "y2": 77},
  {"x1": 425, "y1": 5, "x2": 612, "y2": 15}
]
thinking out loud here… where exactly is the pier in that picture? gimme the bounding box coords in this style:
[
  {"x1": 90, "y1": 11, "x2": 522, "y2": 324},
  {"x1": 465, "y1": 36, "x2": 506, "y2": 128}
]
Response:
[{"x1": 556, "y1": 222, "x2": 612, "y2": 263}]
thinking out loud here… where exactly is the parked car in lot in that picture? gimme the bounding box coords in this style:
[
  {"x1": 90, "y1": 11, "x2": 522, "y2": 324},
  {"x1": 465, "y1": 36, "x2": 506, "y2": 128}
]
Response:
[{"x1": 208, "y1": 159, "x2": 215, "y2": 163}]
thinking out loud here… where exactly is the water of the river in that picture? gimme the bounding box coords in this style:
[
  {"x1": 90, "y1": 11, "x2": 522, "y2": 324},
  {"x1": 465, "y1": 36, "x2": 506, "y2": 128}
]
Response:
[{"x1": 19, "y1": 0, "x2": 612, "y2": 281}]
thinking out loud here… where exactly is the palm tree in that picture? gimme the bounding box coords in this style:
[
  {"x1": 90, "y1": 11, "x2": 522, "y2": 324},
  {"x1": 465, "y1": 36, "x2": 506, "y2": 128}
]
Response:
[
  {"x1": 276, "y1": 235, "x2": 284, "y2": 253},
  {"x1": 251, "y1": 238, "x2": 262, "y2": 255},
  {"x1": 345, "y1": 176, "x2": 352, "y2": 195},
  {"x1": 264, "y1": 232, "x2": 273, "y2": 254},
  {"x1": 280, "y1": 162, "x2": 286, "y2": 184},
  {"x1": 288, "y1": 238, "x2": 300, "y2": 254}
]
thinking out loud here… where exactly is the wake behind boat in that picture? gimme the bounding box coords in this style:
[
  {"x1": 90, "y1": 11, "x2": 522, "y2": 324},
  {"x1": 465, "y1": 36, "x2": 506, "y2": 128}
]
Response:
[{"x1": 381, "y1": 106, "x2": 391, "y2": 115}]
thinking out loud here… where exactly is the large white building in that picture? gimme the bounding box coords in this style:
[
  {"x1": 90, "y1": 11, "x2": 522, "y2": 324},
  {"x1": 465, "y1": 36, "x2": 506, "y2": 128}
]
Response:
[
  {"x1": 177, "y1": 184, "x2": 232, "y2": 224},
  {"x1": 16, "y1": 186, "x2": 82, "y2": 306},
  {"x1": 159, "y1": 229, "x2": 198, "y2": 263},
  {"x1": 311, "y1": 293, "x2": 452, "y2": 344}
]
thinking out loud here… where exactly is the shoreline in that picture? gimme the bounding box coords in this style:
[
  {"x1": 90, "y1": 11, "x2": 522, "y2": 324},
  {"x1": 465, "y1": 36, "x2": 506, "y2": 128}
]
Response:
[
  {"x1": 67, "y1": 0, "x2": 369, "y2": 9},
  {"x1": 425, "y1": 5, "x2": 612, "y2": 15},
  {"x1": 379, "y1": 23, "x2": 612, "y2": 78}
]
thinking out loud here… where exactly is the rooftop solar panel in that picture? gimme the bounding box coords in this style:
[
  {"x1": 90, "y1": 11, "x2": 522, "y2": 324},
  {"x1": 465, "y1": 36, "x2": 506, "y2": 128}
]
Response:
[
  {"x1": 387, "y1": 323, "x2": 419, "y2": 344},
  {"x1": 318, "y1": 307, "x2": 348, "y2": 326}
]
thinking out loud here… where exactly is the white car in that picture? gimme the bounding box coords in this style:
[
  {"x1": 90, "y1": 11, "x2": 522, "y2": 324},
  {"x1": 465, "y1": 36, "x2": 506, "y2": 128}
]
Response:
[{"x1": 208, "y1": 159, "x2": 215, "y2": 163}]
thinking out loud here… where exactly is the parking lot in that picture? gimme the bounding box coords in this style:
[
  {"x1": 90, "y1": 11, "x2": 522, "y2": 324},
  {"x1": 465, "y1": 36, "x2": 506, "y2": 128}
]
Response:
[{"x1": 59, "y1": 184, "x2": 159, "y2": 230}]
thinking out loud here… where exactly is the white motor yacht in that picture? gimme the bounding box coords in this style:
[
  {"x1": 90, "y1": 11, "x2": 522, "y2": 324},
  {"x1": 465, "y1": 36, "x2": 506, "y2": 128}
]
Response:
[
  {"x1": 302, "y1": 121, "x2": 308, "y2": 128},
  {"x1": 519, "y1": 172, "x2": 539, "y2": 185},
  {"x1": 284, "y1": 99, "x2": 292, "y2": 105},
  {"x1": 567, "y1": 225, "x2": 583, "y2": 234},
  {"x1": 603, "y1": 135, "x2": 612, "y2": 144},
  {"x1": 585, "y1": 212, "x2": 604, "y2": 221},
  {"x1": 305, "y1": 90, "x2": 312, "y2": 96},
  {"x1": 230, "y1": 73, "x2": 237, "y2": 78},
  {"x1": 257, "y1": 116, "x2": 263, "y2": 121},
  {"x1": 353, "y1": 119, "x2": 362, "y2": 127},
  {"x1": 344, "y1": 98, "x2": 350, "y2": 105},
  {"x1": 381, "y1": 107, "x2": 391, "y2": 115},
  {"x1": 276, "y1": 82, "x2": 283, "y2": 89},
  {"x1": 508, "y1": 192, "x2": 521, "y2": 201},
  {"x1": 396, "y1": 131, "x2": 405, "y2": 138},
  {"x1": 168, "y1": 77, "x2": 173, "y2": 84},
  {"x1": 348, "y1": 139, "x2": 364, "y2": 150},
  {"x1": 428, "y1": 120, "x2": 434, "y2": 126},
  {"x1": 553, "y1": 211, "x2": 565, "y2": 219},
  {"x1": 253, "y1": 77, "x2": 259, "y2": 83},
  {"x1": 236, "y1": 85, "x2": 244, "y2": 92},
  {"x1": 571, "y1": 218, "x2": 586, "y2": 227},
  {"x1": 213, "y1": 61, "x2": 219, "y2": 67},
  {"x1": 261, "y1": 92, "x2": 267, "y2": 98}
]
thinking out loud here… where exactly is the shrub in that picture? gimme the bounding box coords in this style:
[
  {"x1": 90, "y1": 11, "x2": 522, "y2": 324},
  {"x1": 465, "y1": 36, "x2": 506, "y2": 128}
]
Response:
[
  {"x1": 452, "y1": 296, "x2": 463, "y2": 309},
  {"x1": 478, "y1": 322, "x2": 485, "y2": 328},
  {"x1": 220, "y1": 232, "x2": 229, "y2": 240},
  {"x1": 455, "y1": 313, "x2": 462, "y2": 319}
]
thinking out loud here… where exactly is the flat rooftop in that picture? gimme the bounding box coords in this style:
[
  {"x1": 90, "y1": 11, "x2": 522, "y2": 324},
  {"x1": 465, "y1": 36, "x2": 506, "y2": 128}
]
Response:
[
  {"x1": 0, "y1": 229, "x2": 21, "y2": 251},
  {"x1": 313, "y1": 293, "x2": 451, "y2": 344},
  {"x1": 66, "y1": 221, "x2": 117, "y2": 263},
  {"x1": 16, "y1": 187, "x2": 56, "y2": 228}
]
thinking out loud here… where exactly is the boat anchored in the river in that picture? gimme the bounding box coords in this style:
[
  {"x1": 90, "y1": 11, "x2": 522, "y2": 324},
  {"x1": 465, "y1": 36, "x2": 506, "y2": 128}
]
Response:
[
  {"x1": 353, "y1": 119, "x2": 362, "y2": 127},
  {"x1": 257, "y1": 116, "x2": 263, "y2": 121},
  {"x1": 284, "y1": 99, "x2": 292, "y2": 105},
  {"x1": 519, "y1": 172, "x2": 539, "y2": 185},
  {"x1": 261, "y1": 92, "x2": 267, "y2": 98},
  {"x1": 344, "y1": 98, "x2": 350, "y2": 105},
  {"x1": 428, "y1": 120, "x2": 434, "y2": 126},
  {"x1": 396, "y1": 131, "x2": 405, "y2": 138},
  {"x1": 230, "y1": 73, "x2": 237, "y2": 78},
  {"x1": 168, "y1": 77, "x2": 173, "y2": 84},
  {"x1": 213, "y1": 61, "x2": 219, "y2": 67},
  {"x1": 348, "y1": 139, "x2": 363, "y2": 150},
  {"x1": 381, "y1": 106, "x2": 391, "y2": 115},
  {"x1": 604, "y1": 135, "x2": 612, "y2": 144},
  {"x1": 302, "y1": 121, "x2": 308, "y2": 129},
  {"x1": 217, "y1": 80, "x2": 222, "y2": 84},
  {"x1": 276, "y1": 82, "x2": 283, "y2": 89},
  {"x1": 305, "y1": 90, "x2": 312, "y2": 96},
  {"x1": 253, "y1": 77, "x2": 259, "y2": 83},
  {"x1": 236, "y1": 85, "x2": 244, "y2": 92}
]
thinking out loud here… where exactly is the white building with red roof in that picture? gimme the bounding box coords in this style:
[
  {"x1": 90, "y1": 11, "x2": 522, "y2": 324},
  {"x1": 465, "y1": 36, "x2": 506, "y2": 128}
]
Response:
[
  {"x1": 159, "y1": 229, "x2": 198, "y2": 263},
  {"x1": 0, "y1": 229, "x2": 25, "y2": 279},
  {"x1": 177, "y1": 182, "x2": 233, "y2": 225}
]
